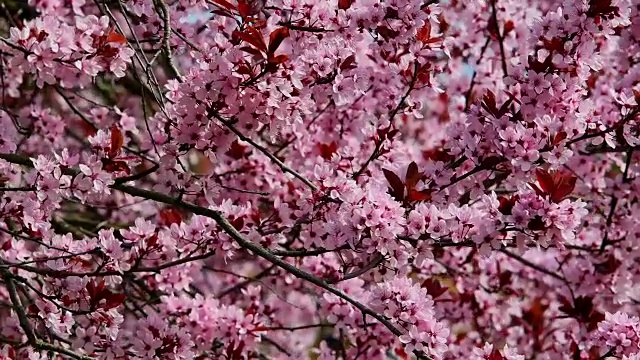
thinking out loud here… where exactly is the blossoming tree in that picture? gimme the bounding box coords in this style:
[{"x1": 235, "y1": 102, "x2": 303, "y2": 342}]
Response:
[{"x1": 0, "y1": 0, "x2": 639, "y2": 358}]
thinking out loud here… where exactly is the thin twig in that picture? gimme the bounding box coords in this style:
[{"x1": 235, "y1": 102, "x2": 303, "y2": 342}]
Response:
[
  {"x1": 499, "y1": 249, "x2": 564, "y2": 281},
  {"x1": 211, "y1": 112, "x2": 319, "y2": 192},
  {"x1": 326, "y1": 253, "x2": 385, "y2": 284},
  {"x1": 490, "y1": 0, "x2": 509, "y2": 76},
  {"x1": 153, "y1": 0, "x2": 182, "y2": 80}
]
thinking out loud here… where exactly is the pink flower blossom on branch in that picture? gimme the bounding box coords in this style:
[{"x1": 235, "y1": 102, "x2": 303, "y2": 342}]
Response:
[{"x1": 0, "y1": 0, "x2": 639, "y2": 358}]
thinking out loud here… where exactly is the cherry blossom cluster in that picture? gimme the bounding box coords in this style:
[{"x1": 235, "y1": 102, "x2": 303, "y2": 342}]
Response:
[
  {"x1": 1, "y1": 0, "x2": 640, "y2": 358},
  {"x1": 3, "y1": 14, "x2": 134, "y2": 91}
]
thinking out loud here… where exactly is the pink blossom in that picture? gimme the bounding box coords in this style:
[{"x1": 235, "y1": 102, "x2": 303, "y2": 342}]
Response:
[{"x1": 0, "y1": 0, "x2": 639, "y2": 358}]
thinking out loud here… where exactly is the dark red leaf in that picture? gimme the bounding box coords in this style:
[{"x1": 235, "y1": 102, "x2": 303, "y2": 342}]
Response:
[
  {"x1": 268, "y1": 27, "x2": 290, "y2": 55},
  {"x1": 226, "y1": 341, "x2": 236, "y2": 360},
  {"x1": 528, "y1": 54, "x2": 553, "y2": 73},
  {"x1": 106, "y1": 31, "x2": 127, "y2": 44},
  {"x1": 405, "y1": 161, "x2": 422, "y2": 191},
  {"x1": 243, "y1": 26, "x2": 265, "y2": 44},
  {"x1": 236, "y1": 64, "x2": 254, "y2": 75},
  {"x1": 387, "y1": 129, "x2": 400, "y2": 140},
  {"x1": 416, "y1": 63, "x2": 432, "y2": 85},
  {"x1": 496, "y1": 98, "x2": 513, "y2": 118},
  {"x1": 587, "y1": 346, "x2": 601, "y2": 360},
  {"x1": 542, "y1": 38, "x2": 563, "y2": 52},
  {"x1": 573, "y1": 296, "x2": 595, "y2": 316},
  {"x1": 109, "y1": 125, "x2": 124, "y2": 158},
  {"x1": 570, "y1": 341, "x2": 581, "y2": 360},
  {"x1": 75, "y1": 119, "x2": 97, "y2": 137},
  {"x1": 553, "y1": 131, "x2": 567, "y2": 145},
  {"x1": 226, "y1": 141, "x2": 248, "y2": 159},
  {"x1": 230, "y1": 216, "x2": 245, "y2": 231},
  {"x1": 498, "y1": 195, "x2": 519, "y2": 215},
  {"x1": 423, "y1": 148, "x2": 454, "y2": 162},
  {"x1": 417, "y1": 22, "x2": 431, "y2": 43},
  {"x1": 232, "y1": 340, "x2": 246, "y2": 359},
  {"x1": 522, "y1": 298, "x2": 548, "y2": 336},
  {"x1": 488, "y1": 349, "x2": 505, "y2": 360},
  {"x1": 499, "y1": 270, "x2": 512, "y2": 287},
  {"x1": 102, "y1": 292, "x2": 126, "y2": 310},
  {"x1": 587, "y1": 0, "x2": 619, "y2": 18},
  {"x1": 503, "y1": 20, "x2": 515, "y2": 34},
  {"x1": 102, "y1": 159, "x2": 131, "y2": 174},
  {"x1": 269, "y1": 54, "x2": 288, "y2": 64},
  {"x1": 394, "y1": 347, "x2": 409, "y2": 359},
  {"x1": 527, "y1": 216, "x2": 546, "y2": 231},
  {"x1": 558, "y1": 296, "x2": 573, "y2": 315},
  {"x1": 146, "y1": 233, "x2": 158, "y2": 247},
  {"x1": 383, "y1": 169, "x2": 404, "y2": 202},
  {"x1": 421, "y1": 278, "x2": 447, "y2": 298},
  {"x1": 551, "y1": 171, "x2": 577, "y2": 203},
  {"x1": 237, "y1": 0, "x2": 264, "y2": 17},
  {"x1": 233, "y1": 26, "x2": 267, "y2": 53},
  {"x1": 482, "y1": 90, "x2": 497, "y2": 116},
  {"x1": 377, "y1": 125, "x2": 391, "y2": 140},
  {"x1": 384, "y1": 7, "x2": 399, "y2": 19},
  {"x1": 376, "y1": 25, "x2": 399, "y2": 40},
  {"x1": 338, "y1": 0, "x2": 354, "y2": 10},
  {"x1": 237, "y1": 0, "x2": 252, "y2": 17},
  {"x1": 339, "y1": 55, "x2": 357, "y2": 71},
  {"x1": 61, "y1": 295, "x2": 73, "y2": 306},
  {"x1": 408, "y1": 189, "x2": 432, "y2": 202},
  {"x1": 480, "y1": 155, "x2": 504, "y2": 169},
  {"x1": 533, "y1": 168, "x2": 577, "y2": 203},
  {"x1": 588, "y1": 311, "x2": 605, "y2": 332},
  {"x1": 559, "y1": 295, "x2": 604, "y2": 331},
  {"x1": 159, "y1": 208, "x2": 182, "y2": 226},
  {"x1": 535, "y1": 169, "x2": 556, "y2": 195},
  {"x1": 86, "y1": 280, "x2": 105, "y2": 301},
  {"x1": 318, "y1": 142, "x2": 338, "y2": 160},
  {"x1": 528, "y1": 182, "x2": 545, "y2": 198}
]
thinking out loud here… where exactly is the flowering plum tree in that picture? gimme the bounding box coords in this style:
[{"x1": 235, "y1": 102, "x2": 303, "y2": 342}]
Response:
[{"x1": 0, "y1": 0, "x2": 638, "y2": 358}]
